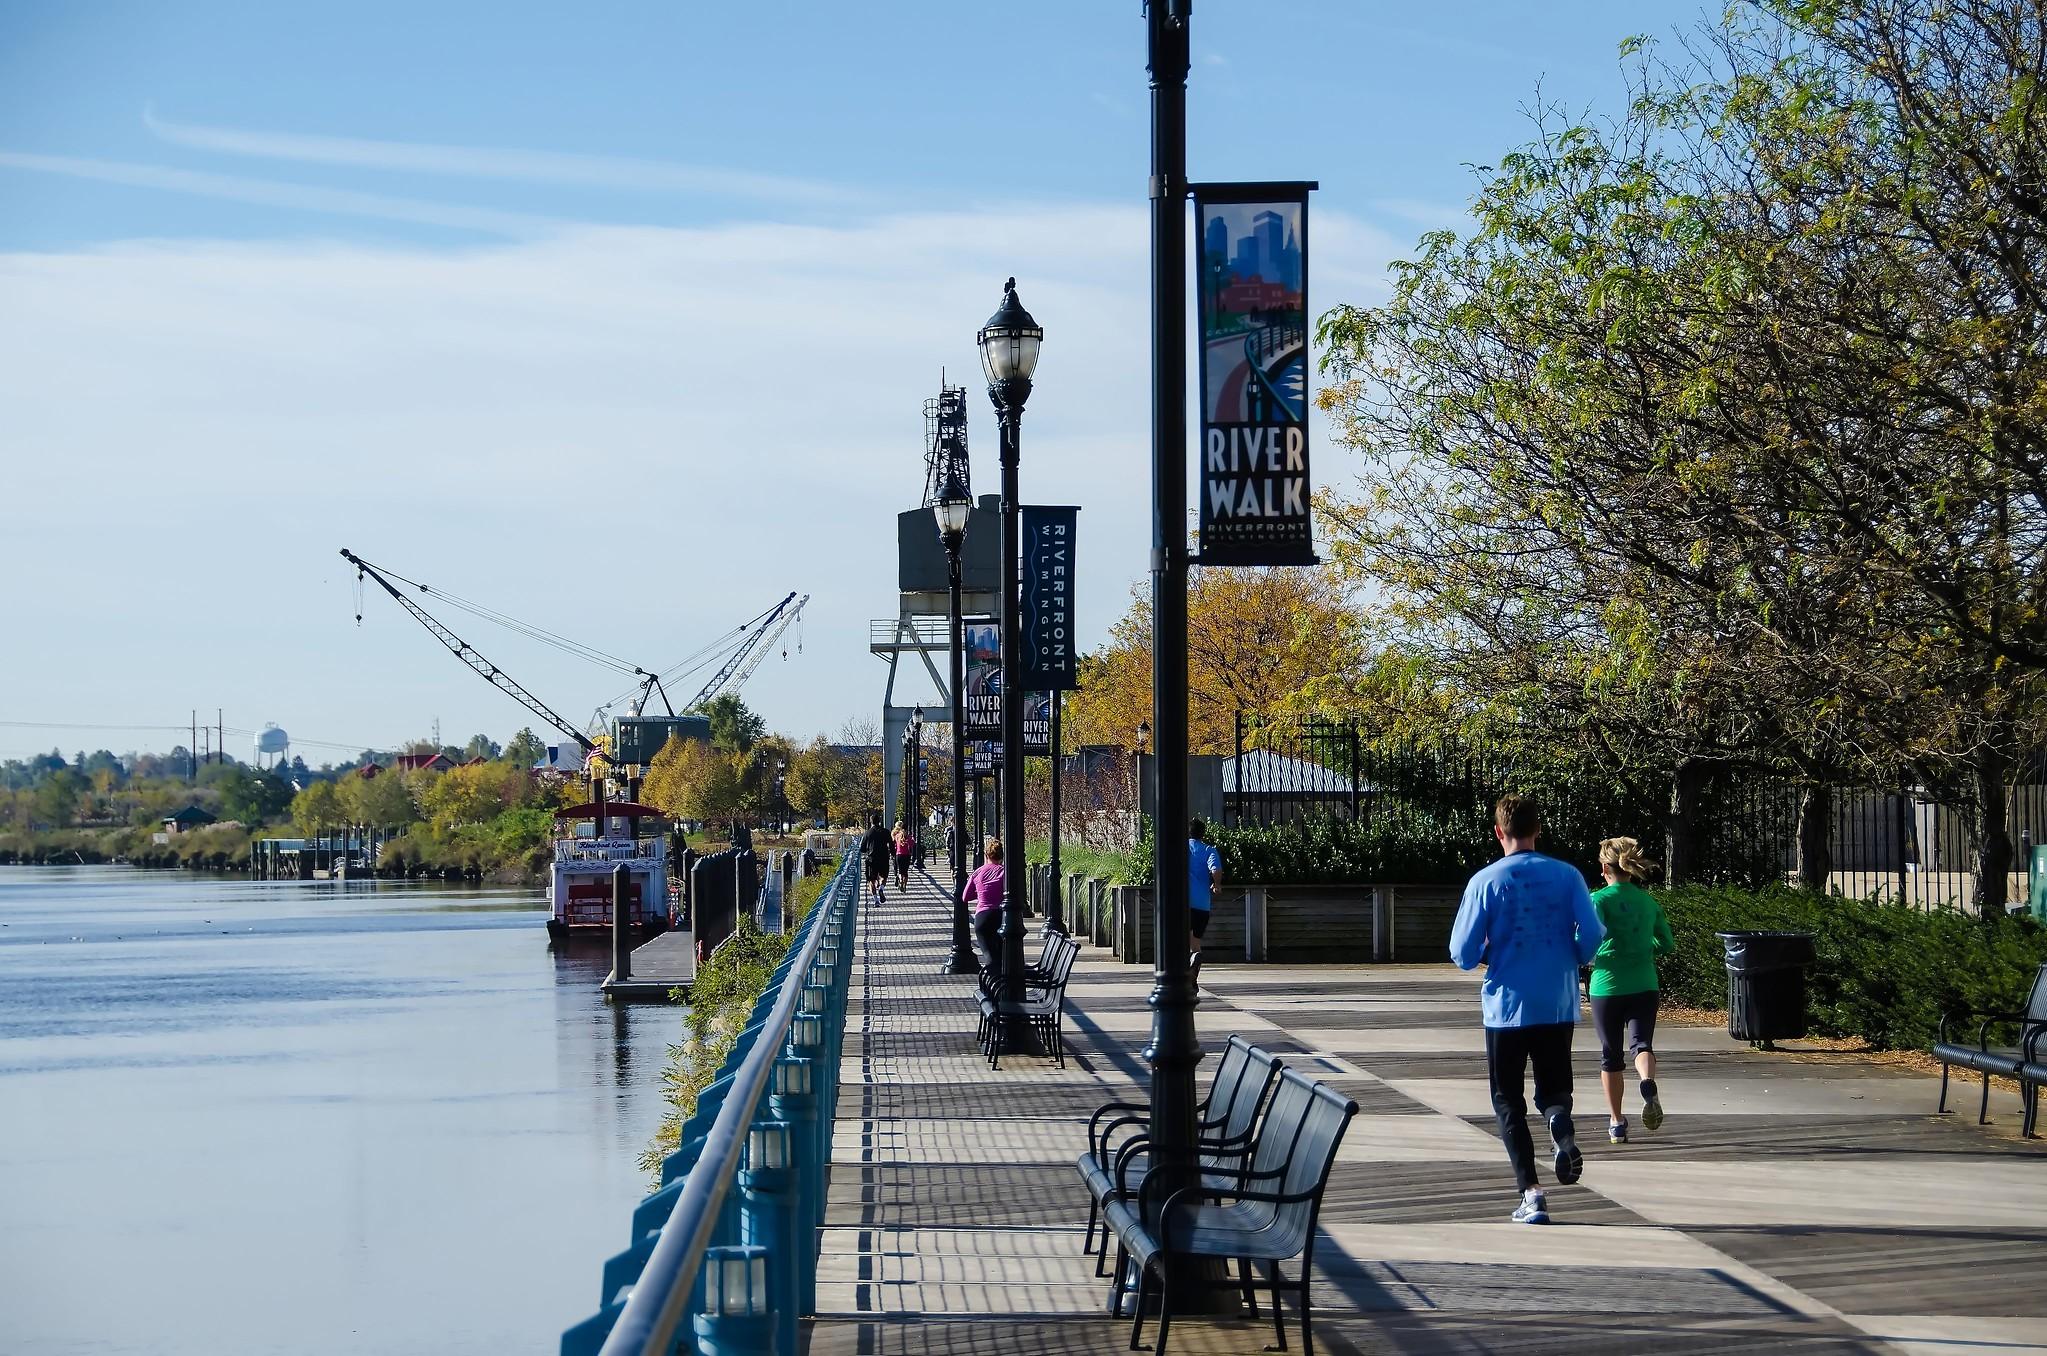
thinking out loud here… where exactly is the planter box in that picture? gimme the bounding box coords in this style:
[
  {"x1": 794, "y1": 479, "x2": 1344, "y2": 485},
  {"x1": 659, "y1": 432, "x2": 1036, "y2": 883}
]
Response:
[{"x1": 1096, "y1": 880, "x2": 1464, "y2": 964}]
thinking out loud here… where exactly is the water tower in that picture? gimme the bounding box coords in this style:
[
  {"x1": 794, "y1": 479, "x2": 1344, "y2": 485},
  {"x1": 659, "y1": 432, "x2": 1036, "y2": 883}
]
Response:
[{"x1": 253, "y1": 723, "x2": 290, "y2": 770}]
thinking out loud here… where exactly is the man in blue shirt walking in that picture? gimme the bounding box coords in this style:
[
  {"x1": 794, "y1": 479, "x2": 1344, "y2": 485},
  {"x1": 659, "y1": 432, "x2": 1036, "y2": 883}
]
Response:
[
  {"x1": 1450, "y1": 794, "x2": 1604, "y2": 1225},
  {"x1": 1187, "y1": 818, "x2": 1221, "y2": 981}
]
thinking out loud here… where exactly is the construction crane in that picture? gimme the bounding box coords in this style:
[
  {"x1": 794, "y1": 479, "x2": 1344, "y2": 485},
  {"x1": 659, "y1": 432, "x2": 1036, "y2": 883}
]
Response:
[
  {"x1": 341, "y1": 548, "x2": 607, "y2": 760},
  {"x1": 685, "y1": 592, "x2": 807, "y2": 710}
]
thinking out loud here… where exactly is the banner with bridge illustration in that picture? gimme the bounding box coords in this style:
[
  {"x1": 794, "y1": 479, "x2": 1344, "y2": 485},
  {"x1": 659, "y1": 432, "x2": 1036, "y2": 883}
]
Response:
[{"x1": 1194, "y1": 182, "x2": 1318, "y2": 566}]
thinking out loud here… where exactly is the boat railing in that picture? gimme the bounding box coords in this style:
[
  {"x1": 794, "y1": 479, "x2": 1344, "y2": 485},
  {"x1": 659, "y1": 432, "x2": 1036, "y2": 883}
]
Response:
[
  {"x1": 561, "y1": 849, "x2": 859, "y2": 1355},
  {"x1": 554, "y1": 838, "x2": 668, "y2": 865}
]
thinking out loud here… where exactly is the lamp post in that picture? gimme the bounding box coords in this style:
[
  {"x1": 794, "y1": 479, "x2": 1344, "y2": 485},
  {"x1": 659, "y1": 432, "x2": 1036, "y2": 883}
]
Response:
[
  {"x1": 935, "y1": 474, "x2": 977, "y2": 974},
  {"x1": 1143, "y1": 0, "x2": 1206, "y2": 1310},
  {"x1": 978, "y1": 276, "x2": 1044, "y2": 1056},
  {"x1": 907, "y1": 709, "x2": 923, "y2": 861}
]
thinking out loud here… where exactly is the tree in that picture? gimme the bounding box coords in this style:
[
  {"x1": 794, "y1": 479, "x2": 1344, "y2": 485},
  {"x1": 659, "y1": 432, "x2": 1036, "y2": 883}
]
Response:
[
  {"x1": 419, "y1": 762, "x2": 521, "y2": 831},
  {"x1": 291, "y1": 781, "x2": 345, "y2": 836},
  {"x1": 504, "y1": 727, "x2": 547, "y2": 770},
  {"x1": 1314, "y1": 0, "x2": 2047, "y2": 908},
  {"x1": 30, "y1": 770, "x2": 80, "y2": 828},
  {"x1": 340, "y1": 770, "x2": 420, "y2": 829},
  {"x1": 460, "y1": 733, "x2": 503, "y2": 762},
  {"x1": 642, "y1": 734, "x2": 745, "y2": 828},
  {"x1": 701, "y1": 694, "x2": 767, "y2": 754},
  {"x1": 216, "y1": 765, "x2": 293, "y2": 825},
  {"x1": 1064, "y1": 567, "x2": 1369, "y2": 754}
]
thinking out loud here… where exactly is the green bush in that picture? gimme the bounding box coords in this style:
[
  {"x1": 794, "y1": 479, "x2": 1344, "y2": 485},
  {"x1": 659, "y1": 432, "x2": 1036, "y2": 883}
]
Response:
[
  {"x1": 1024, "y1": 841, "x2": 1148, "y2": 885},
  {"x1": 1654, "y1": 884, "x2": 2047, "y2": 1051}
]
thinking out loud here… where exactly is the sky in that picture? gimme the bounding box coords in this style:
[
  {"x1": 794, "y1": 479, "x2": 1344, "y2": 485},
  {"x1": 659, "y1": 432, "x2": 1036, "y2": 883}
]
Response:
[{"x1": 0, "y1": 0, "x2": 1711, "y2": 765}]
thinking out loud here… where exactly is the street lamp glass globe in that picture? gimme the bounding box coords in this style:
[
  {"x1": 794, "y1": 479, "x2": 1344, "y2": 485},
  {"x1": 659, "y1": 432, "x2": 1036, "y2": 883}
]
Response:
[
  {"x1": 976, "y1": 277, "x2": 1043, "y2": 384},
  {"x1": 933, "y1": 492, "x2": 971, "y2": 539}
]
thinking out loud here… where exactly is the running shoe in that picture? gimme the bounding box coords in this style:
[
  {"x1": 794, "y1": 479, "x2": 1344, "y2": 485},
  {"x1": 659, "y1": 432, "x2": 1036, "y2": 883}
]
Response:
[
  {"x1": 1511, "y1": 1189, "x2": 1549, "y2": 1225},
  {"x1": 1607, "y1": 1119, "x2": 1628, "y2": 1144},
  {"x1": 1641, "y1": 1089, "x2": 1664, "y2": 1133},
  {"x1": 1550, "y1": 1122, "x2": 1583, "y2": 1185}
]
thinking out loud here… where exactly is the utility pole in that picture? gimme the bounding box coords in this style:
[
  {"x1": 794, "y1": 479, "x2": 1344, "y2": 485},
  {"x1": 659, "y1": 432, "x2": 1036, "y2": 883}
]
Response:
[{"x1": 191, "y1": 710, "x2": 198, "y2": 783}]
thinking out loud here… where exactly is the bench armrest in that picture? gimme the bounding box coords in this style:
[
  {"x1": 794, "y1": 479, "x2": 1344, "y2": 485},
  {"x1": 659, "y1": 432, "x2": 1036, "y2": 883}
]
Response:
[
  {"x1": 1939, "y1": 1009, "x2": 2024, "y2": 1047},
  {"x1": 1158, "y1": 1182, "x2": 1320, "y2": 1250},
  {"x1": 1092, "y1": 1111, "x2": 1149, "y2": 1164}
]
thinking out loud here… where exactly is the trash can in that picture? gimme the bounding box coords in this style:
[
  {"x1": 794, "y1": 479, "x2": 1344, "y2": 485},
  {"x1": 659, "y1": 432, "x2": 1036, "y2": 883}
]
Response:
[{"x1": 1718, "y1": 931, "x2": 1816, "y2": 1045}]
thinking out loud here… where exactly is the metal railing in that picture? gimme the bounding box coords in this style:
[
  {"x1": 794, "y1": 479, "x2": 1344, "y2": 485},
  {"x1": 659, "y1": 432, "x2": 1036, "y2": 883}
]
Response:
[
  {"x1": 556, "y1": 838, "x2": 669, "y2": 864},
  {"x1": 562, "y1": 850, "x2": 858, "y2": 1356}
]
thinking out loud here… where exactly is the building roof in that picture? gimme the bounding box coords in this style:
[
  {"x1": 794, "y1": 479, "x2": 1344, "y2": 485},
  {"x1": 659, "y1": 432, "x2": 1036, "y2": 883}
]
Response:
[
  {"x1": 356, "y1": 762, "x2": 383, "y2": 779},
  {"x1": 1221, "y1": 749, "x2": 1357, "y2": 796},
  {"x1": 163, "y1": 804, "x2": 217, "y2": 826},
  {"x1": 394, "y1": 752, "x2": 454, "y2": 773}
]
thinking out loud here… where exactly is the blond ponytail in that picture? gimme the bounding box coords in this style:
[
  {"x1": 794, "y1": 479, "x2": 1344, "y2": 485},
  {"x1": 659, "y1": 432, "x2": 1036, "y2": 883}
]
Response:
[{"x1": 1599, "y1": 836, "x2": 1660, "y2": 883}]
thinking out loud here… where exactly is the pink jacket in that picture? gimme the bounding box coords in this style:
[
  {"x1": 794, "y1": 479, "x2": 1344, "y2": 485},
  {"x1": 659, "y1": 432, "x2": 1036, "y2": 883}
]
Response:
[{"x1": 965, "y1": 863, "x2": 1005, "y2": 915}]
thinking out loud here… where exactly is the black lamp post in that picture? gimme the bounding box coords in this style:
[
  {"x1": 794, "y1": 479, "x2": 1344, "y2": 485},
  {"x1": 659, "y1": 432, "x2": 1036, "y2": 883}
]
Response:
[
  {"x1": 935, "y1": 473, "x2": 977, "y2": 974},
  {"x1": 979, "y1": 276, "x2": 1044, "y2": 1055},
  {"x1": 1144, "y1": 0, "x2": 1206, "y2": 1308},
  {"x1": 907, "y1": 709, "x2": 924, "y2": 860}
]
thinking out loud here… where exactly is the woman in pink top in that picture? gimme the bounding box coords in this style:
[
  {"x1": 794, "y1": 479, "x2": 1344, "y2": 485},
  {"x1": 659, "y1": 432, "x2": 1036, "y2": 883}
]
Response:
[{"x1": 966, "y1": 838, "x2": 1006, "y2": 977}]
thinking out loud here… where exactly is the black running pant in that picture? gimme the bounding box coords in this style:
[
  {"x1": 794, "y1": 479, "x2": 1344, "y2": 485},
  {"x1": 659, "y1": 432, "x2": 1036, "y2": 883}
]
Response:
[{"x1": 1485, "y1": 1022, "x2": 1577, "y2": 1191}]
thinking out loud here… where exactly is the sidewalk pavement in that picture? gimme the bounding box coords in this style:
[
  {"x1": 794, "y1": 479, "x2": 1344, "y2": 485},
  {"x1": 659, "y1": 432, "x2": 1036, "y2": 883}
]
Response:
[{"x1": 807, "y1": 867, "x2": 2047, "y2": 1354}]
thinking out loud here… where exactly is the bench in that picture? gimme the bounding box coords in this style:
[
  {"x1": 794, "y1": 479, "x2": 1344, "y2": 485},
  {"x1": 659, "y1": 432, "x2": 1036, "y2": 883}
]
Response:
[
  {"x1": 1076, "y1": 1036, "x2": 1283, "y2": 1273},
  {"x1": 1934, "y1": 961, "x2": 2047, "y2": 1136},
  {"x1": 1103, "y1": 1068, "x2": 1358, "y2": 1355},
  {"x1": 976, "y1": 932, "x2": 1079, "y2": 1069}
]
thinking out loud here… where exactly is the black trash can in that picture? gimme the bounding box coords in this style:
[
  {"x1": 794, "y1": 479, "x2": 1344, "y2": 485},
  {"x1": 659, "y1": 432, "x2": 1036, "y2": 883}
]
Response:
[{"x1": 1718, "y1": 931, "x2": 1816, "y2": 1045}]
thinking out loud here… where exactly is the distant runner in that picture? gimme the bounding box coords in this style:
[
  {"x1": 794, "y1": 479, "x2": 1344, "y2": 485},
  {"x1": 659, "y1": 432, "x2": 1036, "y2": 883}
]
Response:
[{"x1": 860, "y1": 816, "x2": 892, "y2": 904}]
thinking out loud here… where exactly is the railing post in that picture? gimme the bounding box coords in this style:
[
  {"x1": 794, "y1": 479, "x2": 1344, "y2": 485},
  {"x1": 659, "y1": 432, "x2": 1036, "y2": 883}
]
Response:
[
  {"x1": 767, "y1": 1055, "x2": 820, "y2": 1317},
  {"x1": 738, "y1": 1122, "x2": 798, "y2": 1356},
  {"x1": 693, "y1": 1245, "x2": 775, "y2": 1356}
]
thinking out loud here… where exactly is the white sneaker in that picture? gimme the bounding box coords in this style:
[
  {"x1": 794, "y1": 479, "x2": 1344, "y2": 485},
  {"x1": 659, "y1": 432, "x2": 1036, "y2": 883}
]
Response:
[{"x1": 1511, "y1": 1189, "x2": 1549, "y2": 1225}]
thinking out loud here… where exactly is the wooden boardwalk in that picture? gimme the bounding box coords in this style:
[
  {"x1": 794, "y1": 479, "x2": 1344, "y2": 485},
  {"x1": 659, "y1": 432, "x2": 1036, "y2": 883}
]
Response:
[
  {"x1": 602, "y1": 928, "x2": 695, "y2": 1002},
  {"x1": 805, "y1": 868, "x2": 2047, "y2": 1354}
]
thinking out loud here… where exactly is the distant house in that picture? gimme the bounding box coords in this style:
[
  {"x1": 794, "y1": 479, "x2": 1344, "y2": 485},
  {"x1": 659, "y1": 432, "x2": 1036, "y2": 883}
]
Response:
[
  {"x1": 393, "y1": 753, "x2": 455, "y2": 774},
  {"x1": 161, "y1": 804, "x2": 217, "y2": 835},
  {"x1": 356, "y1": 763, "x2": 384, "y2": 780},
  {"x1": 461, "y1": 755, "x2": 490, "y2": 768}
]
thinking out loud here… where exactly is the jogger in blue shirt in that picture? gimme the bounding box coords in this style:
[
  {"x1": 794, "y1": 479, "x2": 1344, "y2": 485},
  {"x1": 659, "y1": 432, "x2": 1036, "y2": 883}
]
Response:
[{"x1": 1449, "y1": 794, "x2": 1604, "y2": 1224}]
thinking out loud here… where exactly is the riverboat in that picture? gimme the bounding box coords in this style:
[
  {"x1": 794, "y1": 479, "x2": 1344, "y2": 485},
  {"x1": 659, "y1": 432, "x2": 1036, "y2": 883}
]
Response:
[{"x1": 546, "y1": 799, "x2": 671, "y2": 942}]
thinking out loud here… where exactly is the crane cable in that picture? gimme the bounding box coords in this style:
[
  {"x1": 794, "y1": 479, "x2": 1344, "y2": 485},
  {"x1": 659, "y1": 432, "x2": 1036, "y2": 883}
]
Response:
[{"x1": 350, "y1": 557, "x2": 643, "y2": 676}]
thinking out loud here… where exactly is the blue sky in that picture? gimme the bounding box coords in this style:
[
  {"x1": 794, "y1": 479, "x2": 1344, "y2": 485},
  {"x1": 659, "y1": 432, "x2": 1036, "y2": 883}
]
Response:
[{"x1": 0, "y1": 1, "x2": 1708, "y2": 763}]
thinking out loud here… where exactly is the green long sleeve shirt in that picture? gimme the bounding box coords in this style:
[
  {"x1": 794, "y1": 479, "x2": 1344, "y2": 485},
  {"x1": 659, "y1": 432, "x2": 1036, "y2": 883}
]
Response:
[{"x1": 1587, "y1": 879, "x2": 1674, "y2": 997}]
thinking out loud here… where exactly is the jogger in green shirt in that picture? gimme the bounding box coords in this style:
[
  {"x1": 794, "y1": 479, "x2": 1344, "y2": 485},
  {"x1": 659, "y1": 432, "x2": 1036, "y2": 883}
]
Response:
[{"x1": 1589, "y1": 837, "x2": 1675, "y2": 1142}]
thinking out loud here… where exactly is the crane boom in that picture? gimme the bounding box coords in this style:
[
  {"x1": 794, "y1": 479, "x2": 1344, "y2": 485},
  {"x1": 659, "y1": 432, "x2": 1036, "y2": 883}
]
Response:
[
  {"x1": 712, "y1": 594, "x2": 806, "y2": 705},
  {"x1": 341, "y1": 548, "x2": 597, "y2": 755},
  {"x1": 686, "y1": 591, "x2": 801, "y2": 710}
]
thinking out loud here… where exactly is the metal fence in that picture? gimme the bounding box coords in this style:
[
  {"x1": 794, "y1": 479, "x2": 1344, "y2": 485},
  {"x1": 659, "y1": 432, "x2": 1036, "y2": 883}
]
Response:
[
  {"x1": 1223, "y1": 713, "x2": 2045, "y2": 908},
  {"x1": 562, "y1": 850, "x2": 858, "y2": 1356}
]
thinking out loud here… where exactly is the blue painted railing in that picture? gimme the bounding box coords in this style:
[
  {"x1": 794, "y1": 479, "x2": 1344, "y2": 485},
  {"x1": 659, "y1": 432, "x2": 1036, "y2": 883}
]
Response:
[{"x1": 563, "y1": 850, "x2": 859, "y2": 1356}]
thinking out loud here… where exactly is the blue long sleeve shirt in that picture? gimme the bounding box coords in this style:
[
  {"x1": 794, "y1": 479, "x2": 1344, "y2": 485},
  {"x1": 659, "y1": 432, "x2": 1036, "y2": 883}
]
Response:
[{"x1": 1448, "y1": 849, "x2": 1604, "y2": 1028}]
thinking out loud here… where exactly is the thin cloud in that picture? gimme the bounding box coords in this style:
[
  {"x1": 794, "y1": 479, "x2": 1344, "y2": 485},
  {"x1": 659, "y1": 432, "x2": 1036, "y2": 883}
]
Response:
[
  {"x1": 0, "y1": 150, "x2": 566, "y2": 235},
  {"x1": 144, "y1": 108, "x2": 866, "y2": 207}
]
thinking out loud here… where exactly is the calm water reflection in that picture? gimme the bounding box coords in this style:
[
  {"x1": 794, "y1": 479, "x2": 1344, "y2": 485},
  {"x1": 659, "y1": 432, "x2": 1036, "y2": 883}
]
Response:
[{"x1": 0, "y1": 865, "x2": 681, "y2": 1355}]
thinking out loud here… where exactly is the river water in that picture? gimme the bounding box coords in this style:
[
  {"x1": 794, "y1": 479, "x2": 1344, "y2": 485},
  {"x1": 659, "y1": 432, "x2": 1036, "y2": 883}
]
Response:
[{"x1": 0, "y1": 865, "x2": 681, "y2": 1355}]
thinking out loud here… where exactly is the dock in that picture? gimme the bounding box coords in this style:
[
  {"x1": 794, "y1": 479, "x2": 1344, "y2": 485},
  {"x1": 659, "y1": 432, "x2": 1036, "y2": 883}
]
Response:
[{"x1": 602, "y1": 928, "x2": 695, "y2": 1002}]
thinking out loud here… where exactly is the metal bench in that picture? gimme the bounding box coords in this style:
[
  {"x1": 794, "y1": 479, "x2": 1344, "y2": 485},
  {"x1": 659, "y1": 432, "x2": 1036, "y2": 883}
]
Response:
[
  {"x1": 1076, "y1": 1036, "x2": 1283, "y2": 1272},
  {"x1": 1934, "y1": 961, "x2": 2047, "y2": 1135},
  {"x1": 1103, "y1": 1068, "x2": 1359, "y2": 1355},
  {"x1": 976, "y1": 932, "x2": 1079, "y2": 1069}
]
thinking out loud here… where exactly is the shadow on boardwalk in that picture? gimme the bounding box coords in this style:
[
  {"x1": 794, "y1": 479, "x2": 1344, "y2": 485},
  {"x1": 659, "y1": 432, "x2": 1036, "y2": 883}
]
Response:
[{"x1": 808, "y1": 868, "x2": 2047, "y2": 1355}]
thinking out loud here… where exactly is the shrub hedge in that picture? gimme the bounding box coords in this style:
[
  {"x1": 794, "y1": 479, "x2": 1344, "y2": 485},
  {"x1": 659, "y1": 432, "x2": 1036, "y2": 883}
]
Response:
[{"x1": 1653, "y1": 884, "x2": 2047, "y2": 1052}]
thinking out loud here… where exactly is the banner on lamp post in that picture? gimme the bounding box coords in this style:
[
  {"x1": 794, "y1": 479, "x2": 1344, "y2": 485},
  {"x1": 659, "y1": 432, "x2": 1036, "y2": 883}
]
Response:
[
  {"x1": 962, "y1": 619, "x2": 1001, "y2": 740},
  {"x1": 1193, "y1": 181, "x2": 1319, "y2": 566},
  {"x1": 1020, "y1": 505, "x2": 1079, "y2": 690}
]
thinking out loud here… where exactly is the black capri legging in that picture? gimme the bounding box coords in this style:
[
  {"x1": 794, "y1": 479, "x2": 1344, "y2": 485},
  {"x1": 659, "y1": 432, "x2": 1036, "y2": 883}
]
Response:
[{"x1": 1590, "y1": 990, "x2": 1659, "y2": 1071}]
